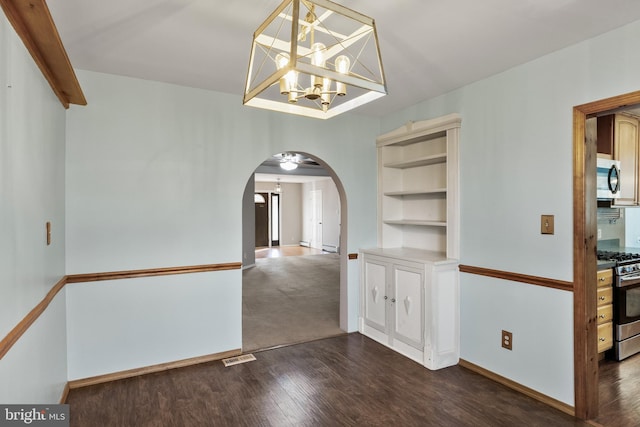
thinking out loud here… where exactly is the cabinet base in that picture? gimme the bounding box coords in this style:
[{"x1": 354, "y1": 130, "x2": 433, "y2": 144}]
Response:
[{"x1": 360, "y1": 321, "x2": 458, "y2": 370}]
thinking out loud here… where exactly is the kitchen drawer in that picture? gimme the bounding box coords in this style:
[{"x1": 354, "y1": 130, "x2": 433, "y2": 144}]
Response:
[
  {"x1": 597, "y1": 304, "x2": 613, "y2": 325},
  {"x1": 598, "y1": 322, "x2": 613, "y2": 353},
  {"x1": 597, "y1": 286, "x2": 613, "y2": 306},
  {"x1": 597, "y1": 269, "x2": 613, "y2": 287}
]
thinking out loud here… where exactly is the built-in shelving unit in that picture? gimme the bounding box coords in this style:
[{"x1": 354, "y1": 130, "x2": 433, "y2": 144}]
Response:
[
  {"x1": 359, "y1": 114, "x2": 461, "y2": 371},
  {"x1": 377, "y1": 113, "x2": 460, "y2": 259}
]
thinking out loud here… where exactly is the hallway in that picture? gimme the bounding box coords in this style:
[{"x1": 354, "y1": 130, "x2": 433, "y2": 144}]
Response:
[
  {"x1": 254, "y1": 245, "x2": 324, "y2": 259},
  {"x1": 243, "y1": 250, "x2": 343, "y2": 352}
]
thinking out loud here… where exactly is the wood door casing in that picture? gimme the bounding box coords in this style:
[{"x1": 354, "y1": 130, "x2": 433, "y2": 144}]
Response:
[{"x1": 573, "y1": 89, "x2": 640, "y2": 420}]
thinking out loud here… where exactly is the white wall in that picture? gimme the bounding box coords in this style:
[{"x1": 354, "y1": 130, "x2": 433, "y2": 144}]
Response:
[
  {"x1": 279, "y1": 183, "x2": 303, "y2": 246},
  {"x1": 64, "y1": 70, "x2": 379, "y2": 378},
  {"x1": 254, "y1": 181, "x2": 302, "y2": 247},
  {"x1": 625, "y1": 208, "x2": 640, "y2": 248},
  {"x1": 66, "y1": 271, "x2": 240, "y2": 380},
  {"x1": 0, "y1": 16, "x2": 68, "y2": 402},
  {"x1": 302, "y1": 178, "x2": 340, "y2": 250},
  {"x1": 381, "y1": 19, "x2": 640, "y2": 405},
  {"x1": 242, "y1": 174, "x2": 256, "y2": 267},
  {"x1": 9, "y1": 7, "x2": 640, "y2": 407}
]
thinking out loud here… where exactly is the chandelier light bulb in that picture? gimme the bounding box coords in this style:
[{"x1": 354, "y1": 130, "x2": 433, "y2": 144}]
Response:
[
  {"x1": 276, "y1": 52, "x2": 298, "y2": 96},
  {"x1": 311, "y1": 43, "x2": 326, "y2": 66},
  {"x1": 321, "y1": 78, "x2": 331, "y2": 105},
  {"x1": 286, "y1": 71, "x2": 299, "y2": 102},
  {"x1": 335, "y1": 55, "x2": 350, "y2": 96},
  {"x1": 275, "y1": 52, "x2": 289, "y2": 70},
  {"x1": 310, "y1": 42, "x2": 326, "y2": 88}
]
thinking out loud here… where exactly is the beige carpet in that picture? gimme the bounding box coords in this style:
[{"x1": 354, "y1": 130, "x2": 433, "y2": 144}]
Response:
[{"x1": 242, "y1": 253, "x2": 344, "y2": 352}]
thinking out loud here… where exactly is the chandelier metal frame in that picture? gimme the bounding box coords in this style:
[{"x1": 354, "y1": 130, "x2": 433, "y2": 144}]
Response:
[{"x1": 243, "y1": 0, "x2": 387, "y2": 119}]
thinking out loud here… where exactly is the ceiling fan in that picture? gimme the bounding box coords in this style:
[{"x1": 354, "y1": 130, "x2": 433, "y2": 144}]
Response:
[{"x1": 272, "y1": 152, "x2": 320, "y2": 170}]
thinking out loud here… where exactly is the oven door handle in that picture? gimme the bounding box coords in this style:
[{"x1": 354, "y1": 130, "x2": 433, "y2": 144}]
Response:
[{"x1": 618, "y1": 273, "x2": 640, "y2": 286}]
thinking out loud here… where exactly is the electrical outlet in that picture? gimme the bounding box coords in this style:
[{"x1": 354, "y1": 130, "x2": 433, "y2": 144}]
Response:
[{"x1": 502, "y1": 330, "x2": 513, "y2": 350}]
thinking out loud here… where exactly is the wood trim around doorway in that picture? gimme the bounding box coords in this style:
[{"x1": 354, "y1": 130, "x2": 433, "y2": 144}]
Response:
[{"x1": 572, "y1": 89, "x2": 640, "y2": 420}]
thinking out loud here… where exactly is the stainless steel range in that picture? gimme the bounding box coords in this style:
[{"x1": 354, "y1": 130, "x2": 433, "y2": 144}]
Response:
[{"x1": 598, "y1": 250, "x2": 640, "y2": 360}]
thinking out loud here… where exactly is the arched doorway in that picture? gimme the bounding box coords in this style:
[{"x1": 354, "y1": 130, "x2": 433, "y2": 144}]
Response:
[{"x1": 241, "y1": 152, "x2": 349, "y2": 351}]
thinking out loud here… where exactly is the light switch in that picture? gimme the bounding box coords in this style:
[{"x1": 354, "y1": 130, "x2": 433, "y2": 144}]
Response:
[{"x1": 541, "y1": 215, "x2": 554, "y2": 235}]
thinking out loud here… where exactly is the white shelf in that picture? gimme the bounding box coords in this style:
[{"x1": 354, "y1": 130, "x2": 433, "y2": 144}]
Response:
[
  {"x1": 384, "y1": 219, "x2": 447, "y2": 227},
  {"x1": 362, "y1": 113, "x2": 461, "y2": 371},
  {"x1": 360, "y1": 247, "x2": 455, "y2": 264},
  {"x1": 384, "y1": 189, "x2": 446, "y2": 197},
  {"x1": 384, "y1": 153, "x2": 447, "y2": 169},
  {"x1": 376, "y1": 114, "x2": 460, "y2": 257}
]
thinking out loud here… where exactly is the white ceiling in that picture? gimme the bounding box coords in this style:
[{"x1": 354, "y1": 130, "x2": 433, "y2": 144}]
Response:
[
  {"x1": 255, "y1": 173, "x2": 330, "y2": 183},
  {"x1": 47, "y1": 0, "x2": 640, "y2": 117}
]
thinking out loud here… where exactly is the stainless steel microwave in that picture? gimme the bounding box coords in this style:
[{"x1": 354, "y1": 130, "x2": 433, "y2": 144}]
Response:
[{"x1": 597, "y1": 158, "x2": 621, "y2": 200}]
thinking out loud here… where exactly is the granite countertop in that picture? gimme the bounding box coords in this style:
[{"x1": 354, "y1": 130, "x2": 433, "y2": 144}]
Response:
[
  {"x1": 597, "y1": 260, "x2": 616, "y2": 270},
  {"x1": 597, "y1": 245, "x2": 640, "y2": 270}
]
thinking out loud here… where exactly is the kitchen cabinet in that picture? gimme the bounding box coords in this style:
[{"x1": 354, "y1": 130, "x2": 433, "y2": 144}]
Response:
[
  {"x1": 597, "y1": 268, "x2": 614, "y2": 353},
  {"x1": 597, "y1": 114, "x2": 639, "y2": 206},
  {"x1": 360, "y1": 249, "x2": 459, "y2": 370}
]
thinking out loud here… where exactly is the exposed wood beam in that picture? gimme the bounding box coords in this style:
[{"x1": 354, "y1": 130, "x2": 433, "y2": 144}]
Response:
[{"x1": 0, "y1": 0, "x2": 86, "y2": 108}]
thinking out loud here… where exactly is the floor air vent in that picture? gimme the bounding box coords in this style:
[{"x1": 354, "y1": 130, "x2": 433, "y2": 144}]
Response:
[{"x1": 222, "y1": 354, "x2": 256, "y2": 367}]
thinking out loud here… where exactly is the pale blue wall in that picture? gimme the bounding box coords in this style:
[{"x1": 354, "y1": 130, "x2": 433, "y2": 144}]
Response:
[
  {"x1": 64, "y1": 70, "x2": 379, "y2": 378},
  {"x1": 0, "y1": 16, "x2": 68, "y2": 403},
  {"x1": 6, "y1": 4, "x2": 640, "y2": 408},
  {"x1": 381, "y1": 19, "x2": 640, "y2": 405}
]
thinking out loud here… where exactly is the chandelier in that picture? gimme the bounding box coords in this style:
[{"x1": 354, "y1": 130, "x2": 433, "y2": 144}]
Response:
[{"x1": 243, "y1": 0, "x2": 387, "y2": 119}]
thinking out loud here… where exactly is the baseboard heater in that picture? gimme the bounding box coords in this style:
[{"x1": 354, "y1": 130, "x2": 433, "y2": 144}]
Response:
[
  {"x1": 299, "y1": 240, "x2": 310, "y2": 247},
  {"x1": 322, "y1": 244, "x2": 338, "y2": 253}
]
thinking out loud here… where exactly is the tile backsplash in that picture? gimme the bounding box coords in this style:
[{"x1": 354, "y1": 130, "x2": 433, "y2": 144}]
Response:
[{"x1": 598, "y1": 208, "x2": 625, "y2": 247}]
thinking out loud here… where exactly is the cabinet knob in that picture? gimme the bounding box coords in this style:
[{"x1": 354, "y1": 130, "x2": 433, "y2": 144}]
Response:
[
  {"x1": 599, "y1": 296, "x2": 606, "y2": 301},
  {"x1": 391, "y1": 298, "x2": 396, "y2": 303},
  {"x1": 599, "y1": 277, "x2": 605, "y2": 281},
  {"x1": 599, "y1": 337, "x2": 606, "y2": 342},
  {"x1": 384, "y1": 296, "x2": 388, "y2": 300},
  {"x1": 599, "y1": 314, "x2": 607, "y2": 319}
]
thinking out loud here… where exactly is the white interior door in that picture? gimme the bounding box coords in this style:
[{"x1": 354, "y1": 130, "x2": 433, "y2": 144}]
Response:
[{"x1": 311, "y1": 189, "x2": 323, "y2": 249}]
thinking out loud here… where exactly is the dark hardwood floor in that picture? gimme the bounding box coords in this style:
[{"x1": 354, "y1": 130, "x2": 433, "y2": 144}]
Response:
[
  {"x1": 66, "y1": 334, "x2": 594, "y2": 427},
  {"x1": 594, "y1": 354, "x2": 640, "y2": 426}
]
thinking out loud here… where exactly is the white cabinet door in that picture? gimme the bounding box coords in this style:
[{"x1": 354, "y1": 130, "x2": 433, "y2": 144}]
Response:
[
  {"x1": 392, "y1": 263, "x2": 424, "y2": 350},
  {"x1": 363, "y1": 257, "x2": 388, "y2": 333},
  {"x1": 360, "y1": 250, "x2": 459, "y2": 370}
]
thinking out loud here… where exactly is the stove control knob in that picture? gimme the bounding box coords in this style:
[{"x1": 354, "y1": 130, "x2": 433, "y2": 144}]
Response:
[{"x1": 621, "y1": 267, "x2": 628, "y2": 273}]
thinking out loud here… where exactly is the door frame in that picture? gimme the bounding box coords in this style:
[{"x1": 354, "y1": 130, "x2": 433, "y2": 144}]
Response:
[
  {"x1": 254, "y1": 192, "x2": 270, "y2": 247},
  {"x1": 310, "y1": 189, "x2": 323, "y2": 250},
  {"x1": 573, "y1": 90, "x2": 640, "y2": 419},
  {"x1": 270, "y1": 192, "x2": 280, "y2": 247}
]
